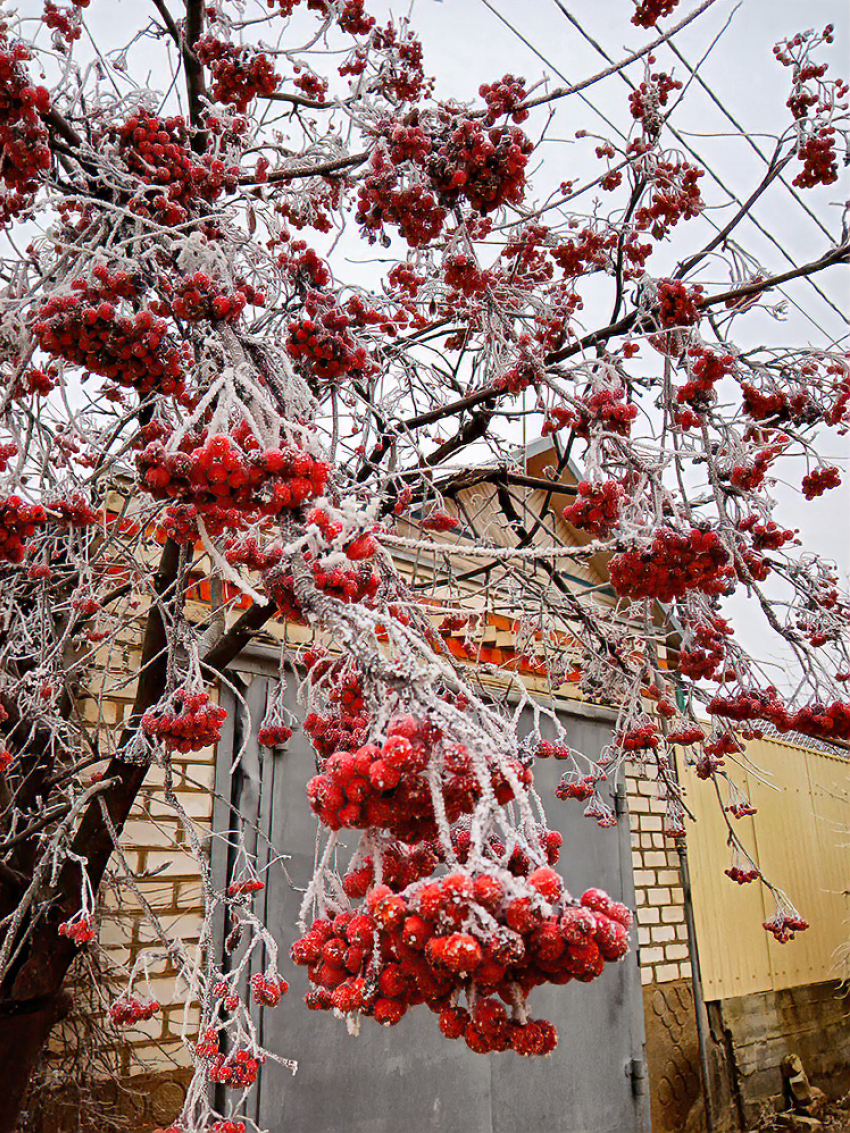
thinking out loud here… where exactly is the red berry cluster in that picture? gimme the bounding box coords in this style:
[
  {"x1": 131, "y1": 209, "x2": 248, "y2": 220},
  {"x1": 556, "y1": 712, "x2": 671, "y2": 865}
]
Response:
[
  {"x1": 250, "y1": 972, "x2": 289, "y2": 1006},
  {"x1": 58, "y1": 914, "x2": 96, "y2": 945},
  {"x1": 227, "y1": 877, "x2": 265, "y2": 897},
  {"x1": 34, "y1": 292, "x2": 184, "y2": 397},
  {"x1": 551, "y1": 226, "x2": 617, "y2": 278},
  {"x1": 421, "y1": 510, "x2": 459, "y2": 533},
  {"x1": 656, "y1": 279, "x2": 704, "y2": 328},
  {"x1": 291, "y1": 883, "x2": 629, "y2": 1053},
  {"x1": 479, "y1": 75, "x2": 529, "y2": 124},
  {"x1": 666, "y1": 724, "x2": 705, "y2": 746},
  {"x1": 0, "y1": 748, "x2": 14, "y2": 773},
  {"x1": 258, "y1": 723, "x2": 293, "y2": 747},
  {"x1": 0, "y1": 496, "x2": 47, "y2": 563},
  {"x1": 572, "y1": 388, "x2": 639, "y2": 440},
  {"x1": 42, "y1": 2, "x2": 82, "y2": 43},
  {"x1": 293, "y1": 69, "x2": 328, "y2": 101},
  {"x1": 263, "y1": 554, "x2": 380, "y2": 621},
  {"x1": 108, "y1": 996, "x2": 160, "y2": 1025},
  {"x1": 629, "y1": 71, "x2": 682, "y2": 123},
  {"x1": 137, "y1": 433, "x2": 328, "y2": 517},
  {"x1": 356, "y1": 150, "x2": 447, "y2": 247},
  {"x1": 306, "y1": 716, "x2": 531, "y2": 843},
  {"x1": 793, "y1": 127, "x2": 839, "y2": 188},
  {"x1": 428, "y1": 118, "x2": 533, "y2": 214},
  {"x1": 287, "y1": 299, "x2": 373, "y2": 384},
  {"x1": 763, "y1": 908, "x2": 809, "y2": 943},
  {"x1": 609, "y1": 527, "x2": 733, "y2": 603},
  {"x1": 533, "y1": 740, "x2": 572, "y2": 760},
  {"x1": 677, "y1": 349, "x2": 735, "y2": 407},
  {"x1": 555, "y1": 773, "x2": 595, "y2": 801},
  {"x1": 443, "y1": 252, "x2": 490, "y2": 297},
  {"x1": 116, "y1": 111, "x2": 239, "y2": 224},
  {"x1": 370, "y1": 23, "x2": 430, "y2": 103},
  {"x1": 562, "y1": 480, "x2": 623, "y2": 538},
  {"x1": 635, "y1": 160, "x2": 703, "y2": 239},
  {"x1": 141, "y1": 687, "x2": 227, "y2": 752},
  {"x1": 0, "y1": 33, "x2": 51, "y2": 225},
  {"x1": 171, "y1": 272, "x2": 259, "y2": 323},
  {"x1": 195, "y1": 1030, "x2": 263, "y2": 1087},
  {"x1": 737, "y1": 514, "x2": 795, "y2": 551},
  {"x1": 196, "y1": 36, "x2": 281, "y2": 111},
  {"x1": 631, "y1": 0, "x2": 680, "y2": 27},
  {"x1": 802, "y1": 465, "x2": 841, "y2": 499},
  {"x1": 615, "y1": 723, "x2": 659, "y2": 751},
  {"x1": 725, "y1": 865, "x2": 759, "y2": 884}
]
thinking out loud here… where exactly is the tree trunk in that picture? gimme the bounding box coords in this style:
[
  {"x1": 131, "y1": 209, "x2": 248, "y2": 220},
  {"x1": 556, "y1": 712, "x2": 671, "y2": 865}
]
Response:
[{"x1": 0, "y1": 993, "x2": 69, "y2": 1133}]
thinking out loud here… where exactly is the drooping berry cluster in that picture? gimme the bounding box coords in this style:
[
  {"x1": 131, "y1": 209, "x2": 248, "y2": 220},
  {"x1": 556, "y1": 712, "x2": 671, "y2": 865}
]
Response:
[
  {"x1": 291, "y1": 882, "x2": 630, "y2": 1054},
  {"x1": 287, "y1": 299, "x2": 372, "y2": 383},
  {"x1": 263, "y1": 553, "x2": 380, "y2": 621},
  {"x1": 171, "y1": 272, "x2": 261, "y2": 323},
  {"x1": 802, "y1": 465, "x2": 841, "y2": 499},
  {"x1": 141, "y1": 687, "x2": 227, "y2": 752},
  {"x1": 305, "y1": 715, "x2": 531, "y2": 843},
  {"x1": 58, "y1": 914, "x2": 96, "y2": 945},
  {"x1": 479, "y1": 75, "x2": 529, "y2": 124},
  {"x1": 0, "y1": 32, "x2": 51, "y2": 225},
  {"x1": 108, "y1": 996, "x2": 161, "y2": 1025},
  {"x1": 34, "y1": 290, "x2": 184, "y2": 397},
  {"x1": 763, "y1": 907, "x2": 809, "y2": 943},
  {"x1": 250, "y1": 972, "x2": 289, "y2": 1006},
  {"x1": 561, "y1": 480, "x2": 623, "y2": 538},
  {"x1": 196, "y1": 37, "x2": 281, "y2": 111},
  {"x1": 677, "y1": 618, "x2": 733, "y2": 680},
  {"x1": 428, "y1": 117, "x2": 533, "y2": 214},
  {"x1": 631, "y1": 0, "x2": 680, "y2": 27},
  {"x1": 195, "y1": 1030, "x2": 262, "y2": 1087},
  {"x1": 137, "y1": 432, "x2": 328, "y2": 518},
  {"x1": 609, "y1": 527, "x2": 734, "y2": 603},
  {"x1": 656, "y1": 279, "x2": 704, "y2": 328},
  {"x1": 116, "y1": 111, "x2": 239, "y2": 224},
  {"x1": 676, "y1": 347, "x2": 734, "y2": 408},
  {"x1": 0, "y1": 496, "x2": 47, "y2": 563}
]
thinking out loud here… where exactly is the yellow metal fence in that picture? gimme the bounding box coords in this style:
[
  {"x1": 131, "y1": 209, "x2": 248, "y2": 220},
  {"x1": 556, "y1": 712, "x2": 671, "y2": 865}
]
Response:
[{"x1": 680, "y1": 737, "x2": 849, "y2": 1001}]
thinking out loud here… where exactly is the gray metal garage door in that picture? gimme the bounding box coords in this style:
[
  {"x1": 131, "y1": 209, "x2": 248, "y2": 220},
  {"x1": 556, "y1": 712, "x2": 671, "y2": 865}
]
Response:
[{"x1": 214, "y1": 661, "x2": 650, "y2": 1133}]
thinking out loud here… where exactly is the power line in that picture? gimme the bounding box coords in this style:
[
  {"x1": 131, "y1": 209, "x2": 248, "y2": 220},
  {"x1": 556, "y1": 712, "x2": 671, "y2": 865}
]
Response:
[{"x1": 549, "y1": 1, "x2": 848, "y2": 333}]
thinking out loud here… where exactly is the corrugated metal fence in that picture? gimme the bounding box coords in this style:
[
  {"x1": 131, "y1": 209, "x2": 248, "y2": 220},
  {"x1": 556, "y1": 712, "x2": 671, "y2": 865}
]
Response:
[{"x1": 680, "y1": 737, "x2": 849, "y2": 1001}]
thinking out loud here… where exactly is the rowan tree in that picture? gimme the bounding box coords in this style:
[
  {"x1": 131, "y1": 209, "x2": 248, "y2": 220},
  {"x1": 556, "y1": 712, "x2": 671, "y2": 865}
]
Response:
[{"x1": 0, "y1": 0, "x2": 847, "y2": 1130}]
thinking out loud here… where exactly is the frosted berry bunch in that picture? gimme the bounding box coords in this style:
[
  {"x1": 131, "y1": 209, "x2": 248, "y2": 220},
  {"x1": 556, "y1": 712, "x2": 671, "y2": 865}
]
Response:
[
  {"x1": 656, "y1": 279, "x2": 704, "y2": 329},
  {"x1": 609, "y1": 527, "x2": 734, "y2": 603},
  {"x1": 250, "y1": 972, "x2": 289, "y2": 1006},
  {"x1": 136, "y1": 432, "x2": 328, "y2": 517},
  {"x1": 479, "y1": 75, "x2": 529, "y2": 124},
  {"x1": 561, "y1": 480, "x2": 623, "y2": 538},
  {"x1": 632, "y1": 0, "x2": 680, "y2": 28},
  {"x1": 555, "y1": 771, "x2": 595, "y2": 801},
  {"x1": 568, "y1": 387, "x2": 639, "y2": 440},
  {"x1": 34, "y1": 292, "x2": 184, "y2": 397},
  {"x1": 141, "y1": 686, "x2": 227, "y2": 753},
  {"x1": 305, "y1": 715, "x2": 532, "y2": 842},
  {"x1": 196, "y1": 37, "x2": 281, "y2": 111},
  {"x1": 802, "y1": 465, "x2": 841, "y2": 499},
  {"x1": 171, "y1": 273, "x2": 257, "y2": 323},
  {"x1": 287, "y1": 300, "x2": 372, "y2": 384},
  {"x1": 108, "y1": 996, "x2": 161, "y2": 1025},
  {"x1": 428, "y1": 116, "x2": 534, "y2": 214},
  {"x1": 0, "y1": 496, "x2": 47, "y2": 563},
  {"x1": 57, "y1": 913, "x2": 96, "y2": 945},
  {"x1": 263, "y1": 554, "x2": 380, "y2": 621},
  {"x1": 356, "y1": 150, "x2": 447, "y2": 247},
  {"x1": 195, "y1": 1030, "x2": 263, "y2": 1088},
  {"x1": 116, "y1": 111, "x2": 239, "y2": 224},
  {"x1": 677, "y1": 616, "x2": 733, "y2": 680},
  {"x1": 763, "y1": 905, "x2": 809, "y2": 943},
  {"x1": 258, "y1": 682, "x2": 295, "y2": 748},
  {"x1": 291, "y1": 882, "x2": 630, "y2": 1055},
  {"x1": 0, "y1": 31, "x2": 51, "y2": 224}
]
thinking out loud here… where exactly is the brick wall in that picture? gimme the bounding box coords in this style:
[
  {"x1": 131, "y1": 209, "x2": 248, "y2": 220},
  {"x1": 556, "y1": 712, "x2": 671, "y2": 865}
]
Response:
[{"x1": 625, "y1": 769, "x2": 692, "y2": 986}]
